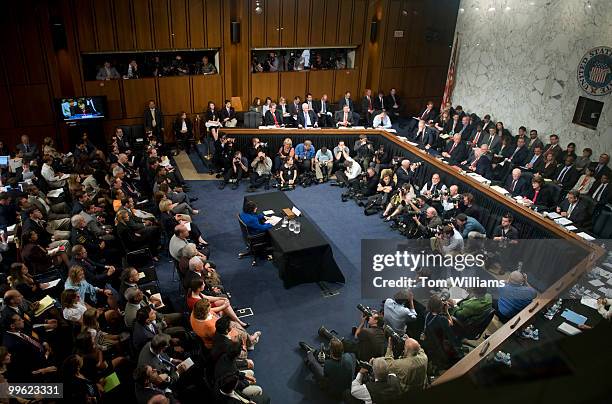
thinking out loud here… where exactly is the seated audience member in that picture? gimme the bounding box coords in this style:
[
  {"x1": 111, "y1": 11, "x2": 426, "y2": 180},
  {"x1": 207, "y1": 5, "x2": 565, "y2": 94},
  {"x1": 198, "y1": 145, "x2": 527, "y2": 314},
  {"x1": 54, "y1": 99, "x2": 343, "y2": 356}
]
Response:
[
  {"x1": 335, "y1": 104, "x2": 354, "y2": 127},
  {"x1": 16, "y1": 134, "x2": 39, "y2": 160},
  {"x1": 300, "y1": 337, "x2": 355, "y2": 400},
  {"x1": 115, "y1": 209, "x2": 161, "y2": 259},
  {"x1": 523, "y1": 175, "x2": 555, "y2": 211},
  {"x1": 448, "y1": 288, "x2": 493, "y2": 337},
  {"x1": 383, "y1": 289, "x2": 417, "y2": 335},
  {"x1": 467, "y1": 144, "x2": 493, "y2": 179},
  {"x1": 173, "y1": 111, "x2": 194, "y2": 153},
  {"x1": 495, "y1": 271, "x2": 537, "y2": 322},
  {"x1": 41, "y1": 155, "x2": 67, "y2": 189},
  {"x1": 422, "y1": 295, "x2": 463, "y2": 368},
  {"x1": 554, "y1": 156, "x2": 580, "y2": 191},
  {"x1": 372, "y1": 110, "x2": 392, "y2": 129},
  {"x1": 492, "y1": 213, "x2": 519, "y2": 240},
  {"x1": 382, "y1": 335, "x2": 428, "y2": 393},
  {"x1": 279, "y1": 157, "x2": 298, "y2": 189},
  {"x1": 96, "y1": 61, "x2": 120, "y2": 80},
  {"x1": 62, "y1": 354, "x2": 102, "y2": 403},
  {"x1": 217, "y1": 373, "x2": 270, "y2": 404},
  {"x1": 314, "y1": 146, "x2": 334, "y2": 183},
  {"x1": 525, "y1": 145, "x2": 545, "y2": 172},
  {"x1": 556, "y1": 190, "x2": 589, "y2": 228},
  {"x1": 137, "y1": 334, "x2": 190, "y2": 391},
  {"x1": 239, "y1": 200, "x2": 272, "y2": 235},
  {"x1": 454, "y1": 213, "x2": 486, "y2": 239},
  {"x1": 590, "y1": 153, "x2": 611, "y2": 180},
  {"x1": 219, "y1": 151, "x2": 248, "y2": 190},
  {"x1": 159, "y1": 200, "x2": 206, "y2": 246},
  {"x1": 61, "y1": 289, "x2": 88, "y2": 323},
  {"x1": 314, "y1": 94, "x2": 333, "y2": 127},
  {"x1": 504, "y1": 168, "x2": 529, "y2": 197},
  {"x1": 133, "y1": 364, "x2": 177, "y2": 404},
  {"x1": 214, "y1": 329, "x2": 263, "y2": 399},
  {"x1": 221, "y1": 99, "x2": 238, "y2": 127},
  {"x1": 64, "y1": 265, "x2": 112, "y2": 307},
  {"x1": 572, "y1": 167, "x2": 596, "y2": 195},
  {"x1": 21, "y1": 230, "x2": 69, "y2": 273},
  {"x1": 350, "y1": 357, "x2": 401, "y2": 404},
  {"x1": 169, "y1": 223, "x2": 208, "y2": 262},
  {"x1": 7, "y1": 263, "x2": 50, "y2": 301}
]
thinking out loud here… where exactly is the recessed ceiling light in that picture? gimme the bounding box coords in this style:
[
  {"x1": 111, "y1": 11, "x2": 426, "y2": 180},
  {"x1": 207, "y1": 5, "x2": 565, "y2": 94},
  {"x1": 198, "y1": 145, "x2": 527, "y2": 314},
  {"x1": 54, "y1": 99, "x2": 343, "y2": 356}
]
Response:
[
  {"x1": 459, "y1": 8, "x2": 465, "y2": 13},
  {"x1": 475, "y1": 7, "x2": 480, "y2": 11},
  {"x1": 488, "y1": 7, "x2": 496, "y2": 12},
  {"x1": 505, "y1": 6, "x2": 511, "y2": 11}
]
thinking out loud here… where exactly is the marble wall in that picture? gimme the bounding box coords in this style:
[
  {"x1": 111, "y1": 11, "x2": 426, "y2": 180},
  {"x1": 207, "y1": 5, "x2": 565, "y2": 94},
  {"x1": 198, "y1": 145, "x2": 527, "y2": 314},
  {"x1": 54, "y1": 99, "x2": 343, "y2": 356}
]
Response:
[{"x1": 452, "y1": 0, "x2": 612, "y2": 157}]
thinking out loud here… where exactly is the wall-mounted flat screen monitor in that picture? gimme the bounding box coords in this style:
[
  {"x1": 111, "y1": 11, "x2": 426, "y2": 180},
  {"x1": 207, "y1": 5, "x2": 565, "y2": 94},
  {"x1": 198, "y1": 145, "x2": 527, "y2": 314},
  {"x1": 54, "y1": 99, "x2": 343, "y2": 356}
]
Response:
[{"x1": 57, "y1": 96, "x2": 106, "y2": 121}]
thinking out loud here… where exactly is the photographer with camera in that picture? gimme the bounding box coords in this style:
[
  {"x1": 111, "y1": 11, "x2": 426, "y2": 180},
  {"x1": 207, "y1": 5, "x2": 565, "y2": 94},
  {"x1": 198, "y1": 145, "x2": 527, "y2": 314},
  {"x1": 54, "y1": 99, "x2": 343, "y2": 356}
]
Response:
[
  {"x1": 247, "y1": 137, "x2": 265, "y2": 163},
  {"x1": 454, "y1": 213, "x2": 486, "y2": 239},
  {"x1": 333, "y1": 154, "x2": 362, "y2": 188},
  {"x1": 381, "y1": 183, "x2": 416, "y2": 221},
  {"x1": 383, "y1": 290, "x2": 418, "y2": 336},
  {"x1": 214, "y1": 135, "x2": 235, "y2": 176},
  {"x1": 362, "y1": 171, "x2": 394, "y2": 214},
  {"x1": 294, "y1": 140, "x2": 316, "y2": 173},
  {"x1": 421, "y1": 295, "x2": 464, "y2": 369},
  {"x1": 314, "y1": 146, "x2": 334, "y2": 183},
  {"x1": 354, "y1": 134, "x2": 375, "y2": 171},
  {"x1": 382, "y1": 333, "x2": 428, "y2": 394},
  {"x1": 248, "y1": 151, "x2": 272, "y2": 192},
  {"x1": 412, "y1": 207, "x2": 442, "y2": 236},
  {"x1": 373, "y1": 144, "x2": 393, "y2": 174},
  {"x1": 433, "y1": 224, "x2": 464, "y2": 255},
  {"x1": 299, "y1": 337, "x2": 356, "y2": 401},
  {"x1": 420, "y1": 173, "x2": 447, "y2": 197},
  {"x1": 348, "y1": 357, "x2": 401, "y2": 404},
  {"x1": 279, "y1": 157, "x2": 298, "y2": 190},
  {"x1": 333, "y1": 141, "x2": 350, "y2": 172},
  {"x1": 219, "y1": 151, "x2": 248, "y2": 190},
  {"x1": 441, "y1": 184, "x2": 461, "y2": 218}
]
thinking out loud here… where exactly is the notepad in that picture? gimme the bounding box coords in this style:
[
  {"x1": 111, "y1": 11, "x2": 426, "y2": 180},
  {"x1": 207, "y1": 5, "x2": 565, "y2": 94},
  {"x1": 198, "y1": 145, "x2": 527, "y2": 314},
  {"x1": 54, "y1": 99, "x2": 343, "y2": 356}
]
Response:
[
  {"x1": 589, "y1": 279, "x2": 605, "y2": 287},
  {"x1": 47, "y1": 188, "x2": 64, "y2": 198},
  {"x1": 577, "y1": 232, "x2": 595, "y2": 241},
  {"x1": 291, "y1": 206, "x2": 301, "y2": 217},
  {"x1": 262, "y1": 210, "x2": 275, "y2": 215},
  {"x1": 149, "y1": 293, "x2": 165, "y2": 309},
  {"x1": 554, "y1": 217, "x2": 572, "y2": 226},
  {"x1": 557, "y1": 322, "x2": 581, "y2": 336},
  {"x1": 41, "y1": 279, "x2": 61, "y2": 290},
  {"x1": 564, "y1": 225, "x2": 578, "y2": 231},
  {"x1": 560, "y1": 309, "x2": 587, "y2": 325},
  {"x1": 265, "y1": 216, "x2": 282, "y2": 226},
  {"x1": 103, "y1": 372, "x2": 121, "y2": 392},
  {"x1": 580, "y1": 296, "x2": 599, "y2": 310},
  {"x1": 34, "y1": 295, "x2": 55, "y2": 317}
]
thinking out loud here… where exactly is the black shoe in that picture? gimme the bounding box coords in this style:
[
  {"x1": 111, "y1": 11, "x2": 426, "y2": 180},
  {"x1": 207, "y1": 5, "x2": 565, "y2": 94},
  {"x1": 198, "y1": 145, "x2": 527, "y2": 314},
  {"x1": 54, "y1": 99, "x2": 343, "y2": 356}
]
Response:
[
  {"x1": 215, "y1": 173, "x2": 223, "y2": 179},
  {"x1": 218, "y1": 182, "x2": 226, "y2": 190},
  {"x1": 299, "y1": 341, "x2": 315, "y2": 354},
  {"x1": 329, "y1": 182, "x2": 340, "y2": 187},
  {"x1": 318, "y1": 326, "x2": 334, "y2": 341},
  {"x1": 189, "y1": 197, "x2": 199, "y2": 202}
]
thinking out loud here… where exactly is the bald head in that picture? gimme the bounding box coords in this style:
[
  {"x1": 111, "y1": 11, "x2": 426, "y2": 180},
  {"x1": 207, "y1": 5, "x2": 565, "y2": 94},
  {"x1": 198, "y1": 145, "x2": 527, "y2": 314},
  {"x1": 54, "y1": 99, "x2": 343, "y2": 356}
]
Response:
[
  {"x1": 404, "y1": 337, "x2": 421, "y2": 357},
  {"x1": 508, "y1": 270, "x2": 526, "y2": 285}
]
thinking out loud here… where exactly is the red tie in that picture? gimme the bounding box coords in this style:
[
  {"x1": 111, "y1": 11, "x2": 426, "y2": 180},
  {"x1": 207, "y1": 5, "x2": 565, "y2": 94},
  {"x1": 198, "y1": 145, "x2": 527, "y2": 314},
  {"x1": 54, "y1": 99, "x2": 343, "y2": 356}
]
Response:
[
  {"x1": 368, "y1": 97, "x2": 372, "y2": 110},
  {"x1": 532, "y1": 190, "x2": 539, "y2": 203},
  {"x1": 19, "y1": 332, "x2": 43, "y2": 352},
  {"x1": 449, "y1": 142, "x2": 457, "y2": 153},
  {"x1": 343, "y1": 113, "x2": 348, "y2": 125},
  {"x1": 273, "y1": 113, "x2": 278, "y2": 126}
]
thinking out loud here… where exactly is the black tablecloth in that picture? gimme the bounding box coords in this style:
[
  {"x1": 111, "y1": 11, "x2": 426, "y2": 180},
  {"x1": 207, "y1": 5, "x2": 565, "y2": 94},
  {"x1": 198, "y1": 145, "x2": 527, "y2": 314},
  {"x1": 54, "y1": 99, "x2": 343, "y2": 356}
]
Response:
[{"x1": 244, "y1": 192, "x2": 345, "y2": 288}]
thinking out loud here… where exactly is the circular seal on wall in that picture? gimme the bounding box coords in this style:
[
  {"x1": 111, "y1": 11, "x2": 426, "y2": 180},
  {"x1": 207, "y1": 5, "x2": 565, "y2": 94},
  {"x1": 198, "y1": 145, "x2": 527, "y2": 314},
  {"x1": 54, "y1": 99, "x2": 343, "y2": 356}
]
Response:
[{"x1": 577, "y1": 46, "x2": 612, "y2": 96}]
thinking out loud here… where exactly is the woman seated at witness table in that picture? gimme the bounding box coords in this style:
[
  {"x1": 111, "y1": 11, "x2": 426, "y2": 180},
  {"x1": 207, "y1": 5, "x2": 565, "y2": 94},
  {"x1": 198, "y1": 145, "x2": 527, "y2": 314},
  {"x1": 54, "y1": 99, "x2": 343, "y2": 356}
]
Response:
[
  {"x1": 539, "y1": 152, "x2": 559, "y2": 180},
  {"x1": 7, "y1": 263, "x2": 50, "y2": 301},
  {"x1": 65, "y1": 265, "x2": 114, "y2": 308},
  {"x1": 20, "y1": 230, "x2": 70, "y2": 272},
  {"x1": 572, "y1": 167, "x2": 596, "y2": 195},
  {"x1": 190, "y1": 299, "x2": 260, "y2": 351},
  {"x1": 275, "y1": 138, "x2": 295, "y2": 173},
  {"x1": 239, "y1": 201, "x2": 273, "y2": 236},
  {"x1": 279, "y1": 157, "x2": 298, "y2": 189},
  {"x1": 187, "y1": 278, "x2": 246, "y2": 327}
]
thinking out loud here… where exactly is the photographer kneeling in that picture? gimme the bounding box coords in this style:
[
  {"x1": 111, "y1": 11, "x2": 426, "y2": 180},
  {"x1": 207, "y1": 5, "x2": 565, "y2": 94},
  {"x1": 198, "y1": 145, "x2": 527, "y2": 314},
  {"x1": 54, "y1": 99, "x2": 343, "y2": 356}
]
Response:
[
  {"x1": 347, "y1": 357, "x2": 401, "y2": 404},
  {"x1": 248, "y1": 151, "x2": 273, "y2": 192},
  {"x1": 334, "y1": 155, "x2": 362, "y2": 188},
  {"x1": 382, "y1": 334, "x2": 428, "y2": 394},
  {"x1": 219, "y1": 151, "x2": 248, "y2": 190},
  {"x1": 279, "y1": 157, "x2": 298, "y2": 190}
]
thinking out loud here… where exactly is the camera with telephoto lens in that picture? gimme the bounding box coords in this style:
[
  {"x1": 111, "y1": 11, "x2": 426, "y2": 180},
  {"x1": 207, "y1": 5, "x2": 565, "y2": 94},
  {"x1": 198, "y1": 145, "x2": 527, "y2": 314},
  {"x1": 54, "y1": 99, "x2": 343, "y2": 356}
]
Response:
[
  {"x1": 383, "y1": 324, "x2": 408, "y2": 344},
  {"x1": 356, "y1": 360, "x2": 373, "y2": 373},
  {"x1": 357, "y1": 304, "x2": 374, "y2": 318}
]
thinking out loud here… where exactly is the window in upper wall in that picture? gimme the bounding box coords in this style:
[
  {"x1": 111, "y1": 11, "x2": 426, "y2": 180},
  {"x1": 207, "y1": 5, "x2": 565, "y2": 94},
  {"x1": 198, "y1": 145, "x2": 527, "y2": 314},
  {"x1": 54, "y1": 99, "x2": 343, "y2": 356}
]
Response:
[
  {"x1": 82, "y1": 50, "x2": 220, "y2": 81},
  {"x1": 251, "y1": 47, "x2": 356, "y2": 73}
]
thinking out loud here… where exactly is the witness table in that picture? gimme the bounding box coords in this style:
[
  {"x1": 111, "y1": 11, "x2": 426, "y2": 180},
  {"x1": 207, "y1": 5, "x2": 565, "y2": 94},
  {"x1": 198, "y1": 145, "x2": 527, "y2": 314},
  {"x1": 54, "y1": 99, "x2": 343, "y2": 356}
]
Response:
[{"x1": 243, "y1": 192, "x2": 345, "y2": 288}]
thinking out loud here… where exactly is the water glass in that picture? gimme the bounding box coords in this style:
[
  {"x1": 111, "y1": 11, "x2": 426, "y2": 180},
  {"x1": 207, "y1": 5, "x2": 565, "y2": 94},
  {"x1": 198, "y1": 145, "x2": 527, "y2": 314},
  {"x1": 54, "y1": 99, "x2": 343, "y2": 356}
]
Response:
[
  {"x1": 294, "y1": 222, "x2": 301, "y2": 234},
  {"x1": 288, "y1": 220, "x2": 296, "y2": 232},
  {"x1": 282, "y1": 217, "x2": 288, "y2": 227}
]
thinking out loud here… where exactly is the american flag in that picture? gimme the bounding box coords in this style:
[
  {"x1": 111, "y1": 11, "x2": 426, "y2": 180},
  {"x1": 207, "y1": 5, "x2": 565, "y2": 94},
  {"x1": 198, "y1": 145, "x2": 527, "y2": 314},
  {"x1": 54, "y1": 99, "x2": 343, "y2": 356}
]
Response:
[
  {"x1": 589, "y1": 62, "x2": 610, "y2": 84},
  {"x1": 442, "y1": 33, "x2": 460, "y2": 110}
]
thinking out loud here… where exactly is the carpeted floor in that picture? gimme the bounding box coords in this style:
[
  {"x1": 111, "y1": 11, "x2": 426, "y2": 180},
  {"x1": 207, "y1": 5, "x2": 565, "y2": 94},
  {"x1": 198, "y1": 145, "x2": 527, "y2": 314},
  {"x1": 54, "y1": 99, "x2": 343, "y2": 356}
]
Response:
[{"x1": 155, "y1": 180, "x2": 404, "y2": 402}]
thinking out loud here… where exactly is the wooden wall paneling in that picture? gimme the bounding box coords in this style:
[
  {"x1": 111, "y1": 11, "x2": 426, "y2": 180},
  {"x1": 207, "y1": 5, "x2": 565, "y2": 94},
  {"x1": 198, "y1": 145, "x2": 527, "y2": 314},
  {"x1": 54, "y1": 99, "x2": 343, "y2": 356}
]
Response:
[
  {"x1": 189, "y1": 0, "x2": 206, "y2": 48},
  {"x1": 85, "y1": 80, "x2": 123, "y2": 119},
  {"x1": 18, "y1": 2, "x2": 47, "y2": 84},
  {"x1": 123, "y1": 78, "x2": 157, "y2": 118},
  {"x1": 351, "y1": 0, "x2": 367, "y2": 45},
  {"x1": 171, "y1": 0, "x2": 189, "y2": 48},
  {"x1": 1, "y1": 126, "x2": 56, "y2": 150},
  {"x1": 423, "y1": 67, "x2": 447, "y2": 97},
  {"x1": 159, "y1": 77, "x2": 192, "y2": 116},
  {"x1": 205, "y1": 0, "x2": 222, "y2": 47},
  {"x1": 250, "y1": 73, "x2": 278, "y2": 102},
  {"x1": 280, "y1": 0, "x2": 297, "y2": 47},
  {"x1": 0, "y1": 10, "x2": 27, "y2": 85},
  {"x1": 295, "y1": 0, "x2": 311, "y2": 46},
  {"x1": 265, "y1": 0, "x2": 281, "y2": 47},
  {"x1": 402, "y1": 67, "x2": 425, "y2": 101},
  {"x1": 114, "y1": 0, "x2": 135, "y2": 50},
  {"x1": 250, "y1": 0, "x2": 265, "y2": 47},
  {"x1": 379, "y1": 67, "x2": 402, "y2": 96},
  {"x1": 11, "y1": 85, "x2": 54, "y2": 126},
  {"x1": 133, "y1": 0, "x2": 153, "y2": 49},
  {"x1": 336, "y1": 0, "x2": 353, "y2": 45},
  {"x1": 309, "y1": 0, "x2": 325, "y2": 45},
  {"x1": 405, "y1": 1, "x2": 426, "y2": 64},
  {"x1": 307, "y1": 70, "x2": 334, "y2": 99},
  {"x1": 151, "y1": 0, "x2": 171, "y2": 49},
  {"x1": 94, "y1": 0, "x2": 116, "y2": 51},
  {"x1": 192, "y1": 75, "x2": 223, "y2": 114},
  {"x1": 73, "y1": 0, "x2": 97, "y2": 52},
  {"x1": 333, "y1": 69, "x2": 359, "y2": 101},
  {"x1": 0, "y1": 86, "x2": 14, "y2": 129},
  {"x1": 280, "y1": 71, "x2": 307, "y2": 100},
  {"x1": 382, "y1": 0, "x2": 401, "y2": 68},
  {"x1": 323, "y1": 0, "x2": 340, "y2": 46}
]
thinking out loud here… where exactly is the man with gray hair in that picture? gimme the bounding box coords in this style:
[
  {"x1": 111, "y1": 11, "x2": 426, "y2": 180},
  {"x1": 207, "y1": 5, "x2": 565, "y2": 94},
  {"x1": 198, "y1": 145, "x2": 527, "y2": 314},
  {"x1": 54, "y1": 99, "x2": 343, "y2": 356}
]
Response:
[
  {"x1": 298, "y1": 102, "x2": 318, "y2": 128},
  {"x1": 169, "y1": 224, "x2": 208, "y2": 261},
  {"x1": 350, "y1": 357, "x2": 401, "y2": 403},
  {"x1": 495, "y1": 270, "x2": 537, "y2": 322}
]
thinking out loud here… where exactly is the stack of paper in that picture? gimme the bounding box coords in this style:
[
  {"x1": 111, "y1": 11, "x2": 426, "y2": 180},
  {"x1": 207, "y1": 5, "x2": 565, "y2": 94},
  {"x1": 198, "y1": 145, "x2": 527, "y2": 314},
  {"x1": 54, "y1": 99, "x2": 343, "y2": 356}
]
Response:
[
  {"x1": 577, "y1": 232, "x2": 595, "y2": 241},
  {"x1": 262, "y1": 210, "x2": 275, "y2": 215},
  {"x1": 554, "y1": 217, "x2": 573, "y2": 226},
  {"x1": 41, "y1": 279, "x2": 61, "y2": 290},
  {"x1": 580, "y1": 296, "x2": 599, "y2": 310},
  {"x1": 265, "y1": 216, "x2": 282, "y2": 226},
  {"x1": 291, "y1": 206, "x2": 302, "y2": 217},
  {"x1": 149, "y1": 293, "x2": 165, "y2": 309},
  {"x1": 34, "y1": 295, "x2": 55, "y2": 316},
  {"x1": 546, "y1": 212, "x2": 562, "y2": 219},
  {"x1": 557, "y1": 322, "x2": 581, "y2": 336},
  {"x1": 490, "y1": 185, "x2": 510, "y2": 195}
]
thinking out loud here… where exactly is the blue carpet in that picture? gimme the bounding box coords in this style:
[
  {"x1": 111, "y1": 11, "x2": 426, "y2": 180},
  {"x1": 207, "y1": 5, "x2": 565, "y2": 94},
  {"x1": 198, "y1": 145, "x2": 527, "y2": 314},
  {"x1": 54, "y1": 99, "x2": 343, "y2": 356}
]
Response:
[{"x1": 188, "y1": 147, "x2": 209, "y2": 173}]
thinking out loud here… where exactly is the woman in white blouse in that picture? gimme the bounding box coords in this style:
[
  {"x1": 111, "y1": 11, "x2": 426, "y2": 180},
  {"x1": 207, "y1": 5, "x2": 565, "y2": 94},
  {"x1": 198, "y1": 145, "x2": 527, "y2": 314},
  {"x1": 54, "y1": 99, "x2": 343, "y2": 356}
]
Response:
[{"x1": 572, "y1": 167, "x2": 596, "y2": 195}]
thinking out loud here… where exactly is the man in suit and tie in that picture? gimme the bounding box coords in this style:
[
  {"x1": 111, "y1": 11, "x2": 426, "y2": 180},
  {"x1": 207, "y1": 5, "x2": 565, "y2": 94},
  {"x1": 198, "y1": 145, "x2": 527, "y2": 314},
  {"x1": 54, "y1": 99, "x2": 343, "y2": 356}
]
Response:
[
  {"x1": 314, "y1": 94, "x2": 333, "y2": 127},
  {"x1": 137, "y1": 334, "x2": 189, "y2": 387},
  {"x1": 543, "y1": 134, "x2": 563, "y2": 163},
  {"x1": 334, "y1": 105, "x2": 354, "y2": 127},
  {"x1": 373, "y1": 90, "x2": 387, "y2": 112},
  {"x1": 360, "y1": 89, "x2": 375, "y2": 127},
  {"x1": 507, "y1": 137, "x2": 529, "y2": 166},
  {"x1": 412, "y1": 119, "x2": 436, "y2": 151},
  {"x1": 505, "y1": 168, "x2": 529, "y2": 197},
  {"x1": 386, "y1": 88, "x2": 402, "y2": 119},
  {"x1": 144, "y1": 100, "x2": 164, "y2": 142},
  {"x1": 590, "y1": 173, "x2": 611, "y2": 217},
  {"x1": 408, "y1": 100, "x2": 438, "y2": 132},
  {"x1": 220, "y1": 99, "x2": 237, "y2": 127},
  {"x1": 442, "y1": 134, "x2": 468, "y2": 166},
  {"x1": 457, "y1": 115, "x2": 475, "y2": 141},
  {"x1": 485, "y1": 126, "x2": 502, "y2": 154},
  {"x1": 468, "y1": 145, "x2": 493, "y2": 179},
  {"x1": 556, "y1": 191, "x2": 588, "y2": 228},
  {"x1": 480, "y1": 114, "x2": 493, "y2": 133},
  {"x1": 554, "y1": 156, "x2": 580, "y2": 192},
  {"x1": 468, "y1": 123, "x2": 489, "y2": 148},
  {"x1": 263, "y1": 103, "x2": 283, "y2": 127},
  {"x1": 590, "y1": 153, "x2": 611, "y2": 180},
  {"x1": 305, "y1": 93, "x2": 316, "y2": 112},
  {"x1": 527, "y1": 129, "x2": 544, "y2": 153},
  {"x1": 525, "y1": 145, "x2": 545, "y2": 172},
  {"x1": 298, "y1": 103, "x2": 318, "y2": 128},
  {"x1": 16, "y1": 135, "x2": 39, "y2": 160},
  {"x1": 287, "y1": 96, "x2": 302, "y2": 127},
  {"x1": 337, "y1": 91, "x2": 354, "y2": 112}
]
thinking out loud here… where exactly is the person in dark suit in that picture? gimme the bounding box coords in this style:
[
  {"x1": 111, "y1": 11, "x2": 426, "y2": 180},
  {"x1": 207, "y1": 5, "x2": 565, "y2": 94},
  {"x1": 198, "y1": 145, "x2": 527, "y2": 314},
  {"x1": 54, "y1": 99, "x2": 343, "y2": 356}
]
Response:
[
  {"x1": 217, "y1": 373, "x2": 270, "y2": 404},
  {"x1": 590, "y1": 153, "x2": 611, "y2": 180},
  {"x1": 133, "y1": 365, "x2": 179, "y2": 404},
  {"x1": 173, "y1": 111, "x2": 194, "y2": 152},
  {"x1": 504, "y1": 168, "x2": 529, "y2": 197},
  {"x1": 373, "y1": 90, "x2": 388, "y2": 112},
  {"x1": 543, "y1": 134, "x2": 563, "y2": 163},
  {"x1": 507, "y1": 137, "x2": 529, "y2": 166},
  {"x1": 297, "y1": 103, "x2": 318, "y2": 128},
  {"x1": 137, "y1": 335, "x2": 187, "y2": 388},
  {"x1": 525, "y1": 145, "x2": 545, "y2": 171},
  {"x1": 386, "y1": 88, "x2": 402, "y2": 119},
  {"x1": 416, "y1": 100, "x2": 437, "y2": 123},
  {"x1": 442, "y1": 134, "x2": 468, "y2": 166},
  {"x1": 457, "y1": 115, "x2": 475, "y2": 141},
  {"x1": 556, "y1": 191, "x2": 589, "y2": 228},
  {"x1": 411, "y1": 120, "x2": 436, "y2": 150},
  {"x1": 263, "y1": 103, "x2": 283, "y2": 127},
  {"x1": 16, "y1": 134, "x2": 39, "y2": 160},
  {"x1": 468, "y1": 147, "x2": 493, "y2": 179},
  {"x1": 492, "y1": 213, "x2": 519, "y2": 240},
  {"x1": 524, "y1": 175, "x2": 555, "y2": 211},
  {"x1": 360, "y1": 89, "x2": 375, "y2": 127},
  {"x1": 337, "y1": 91, "x2": 355, "y2": 112},
  {"x1": 334, "y1": 105, "x2": 355, "y2": 127},
  {"x1": 220, "y1": 99, "x2": 237, "y2": 127},
  {"x1": 554, "y1": 156, "x2": 580, "y2": 192},
  {"x1": 144, "y1": 100, "x2": 164, "y2": 141},
  {"x1": 590, "y1": 174, "x2": 611, "y2": 218},
  {"x1": 468, "y1": 123, "x2": 489, "y2": 148},
  {"x1": 485, "y1": 126, "x2": 502, "y2": 154},
  {"x1": 132, "y1": 305, "x2": 163, "y2": 352},
  {"x1": 314, "y1": 94, "x2": 333, "y2": 127}
]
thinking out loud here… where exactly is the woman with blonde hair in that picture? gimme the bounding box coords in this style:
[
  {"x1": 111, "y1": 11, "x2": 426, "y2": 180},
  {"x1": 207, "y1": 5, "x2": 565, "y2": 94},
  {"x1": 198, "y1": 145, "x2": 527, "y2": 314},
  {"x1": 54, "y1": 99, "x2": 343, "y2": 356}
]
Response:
[
  {"x1": 65, "y1": 265, "x2": 112, "y2": 307},
  {"x1": 159, "y1": 199, "x2": 207, "y2": 246},
  {"x1": 275, "y1": 137, "x2": 295, "y2": 172}
]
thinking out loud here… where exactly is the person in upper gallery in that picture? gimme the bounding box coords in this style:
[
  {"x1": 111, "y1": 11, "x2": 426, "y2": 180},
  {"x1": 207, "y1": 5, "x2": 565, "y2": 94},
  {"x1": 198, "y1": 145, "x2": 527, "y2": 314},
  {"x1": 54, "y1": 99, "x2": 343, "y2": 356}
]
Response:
[
  {"x1": 220, "y1": 99, "x2": 237, "y2": 127},
  {"x1": 251, "y1": 55, "x2": 264, "y2": 73},
  {"x1": 539, "y1": 151, "x2": 559, "y2": 180},
  {"x1": 263, "y1": 102, "x2": 283, "y2": 127},
  {"x1": 335, "y1": 104, "x2": 355, "y2": 128},
  {"x1": 144, "y1": 100, "x2": 164, "y2": 143},
  {"x1": 494, "y1": 271, "x2": 537, "y2": 323},
  {"x1": 590, "y1": 153, "x2": 611, "y2": 180},
  {"x1": 170, "y1": 54, "x2": 189, "y2": 76},
  {"x1": 265, "y1": 51, "x2": 279, "y2": 72},
  {"x1": 466, "y1": 144, "x2": 493, "y2": 179},
  {"x1": 523, "y1": 175, "x2": 555, "y2": 211},
  {"x1": 96, "y1": 61, "x2": 120, "y2": 80},
  {"x1": 372, "y1": 110, "x2": 392, "y2": 130},
  {"x1": 492, "y1": 213, "x2": 519, "y2": 240},
  {"x1": 149, "y1": 55, "x2": 165, "y2": 77},
  {"x1": 572, "y1": 166, "x2": 596, "y2": 195},
  {"x1": 504, "y1": 168, "x2": 529, "y2": 197},
  {"x1": 442, "y1": 133, "x2": 468, "y2": 166},
  {"x1": 559, "y1": 142, "x2": 578, "y2": 164},
  {"x1": 337, "y1": 90, "x2": 355, "y2": 112},
  {"x1": 411, "y1": 119, "x2": 436, "y2": 151},
  {"x1": 434, "y1": 110, "x2": 453, "y2": 134},
  {"x1": 172, "y1": 111, "x2": 194, "y2": 153},
  {"x1": 386, "y1": 87, "x2": 402, "y2": 119},
  {"x1": 555, "y1": 190, "x2": 588, "y2": 228},
  {"x1": 554, "y1": 155, "x2": 580, "y2": 192},
  {"x1": 525, "y1": 145, "x2": 545, "y2": 173},
  {"x1": 457, "y1": 115, "x2": 475, "y2": 141},
  {"x1": 543, "y1": 134, "x2": 563, "y2": 163},
  {"x1": 16, "y1": 134, "x2": 39, "y2": 161},
  {"x1": 373, "y1": 90, "x2": 388, "y2": 112},
  {"x1": 575, "y1": 147, "x2": 592, "y2": 172},
  {"x1": 126, "y1": 59, "x2": 140, "y2": 79},
  {"x1": 199, "y1": 55, "x2": 217, "y2": 75},
  {"x1": 314, "y1": 93, "x2": 333, "y2": 127},
  {"x1": 297, "y1": 103, "x2": 318, "y2": 128},
  {"x1": 468, "y1": 122, "x2": 488, "y2": 148},
  {"x1": 590, "y1": 173, "x2": 611, "y2": 217},
  {"x1": 361, "y1": 89, "x2": 375, "y2": 127}
]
